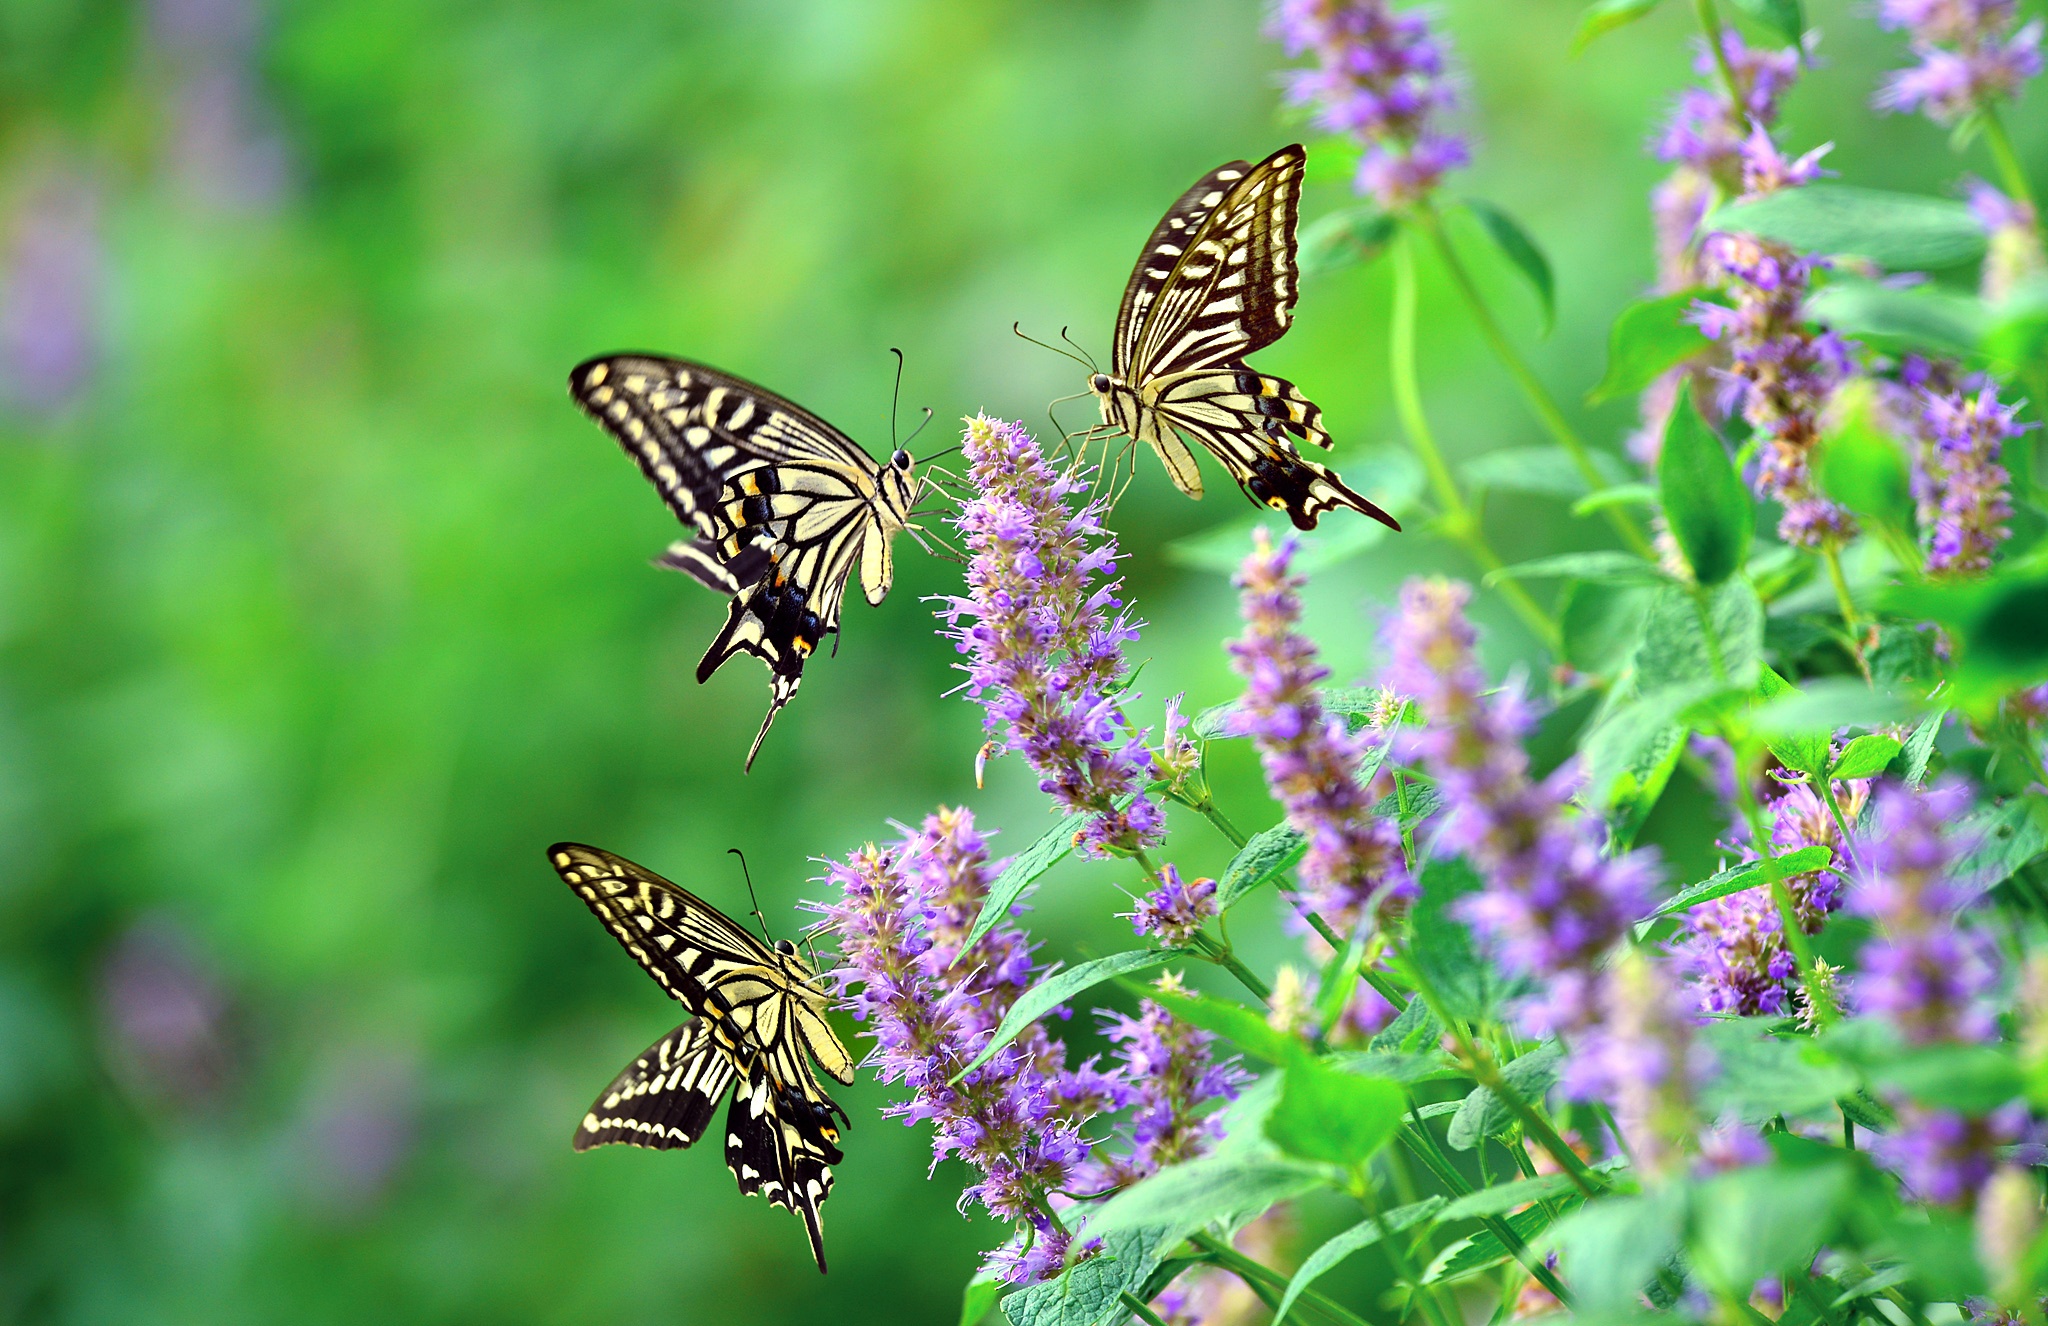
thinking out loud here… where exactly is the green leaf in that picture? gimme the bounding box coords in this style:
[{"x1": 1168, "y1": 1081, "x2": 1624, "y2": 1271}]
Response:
[
  {"x1": 1830, "y1": 732, "x2": 1903, "y2": 781},
  {"x1": 1216, "y1": 822, "x2": 1309, "y2": 911},
  {"x1": 1138, "y1": 983, "x2": 1302, "y2": 1066},
  {"x1": 1300, "y1": 204, "x2": 1399, "y2": 280},
  {"x1": 1445, "y1": 1045, "x2": 1564, "y2": 1151},
  {"x1": 1440, "y1": 1169, "x2": 1593, "y2": 1220},
  {"x1": 953, "y1": 949, "x2": 1184, "y2": 1083},
  {"x1": 1572, "y1": 481, "x2": 1660, "y2": 516},
  {"x1": 1425, "y1": 1203, "x2": 1565, "y2": 1283},
  {"x1": 962, "y1": 1273, "x2": 1004, "y2": 1326},
  {"x1": 1581, "y1": 678, "x2": 1731, "y2": 812},
  {"x1": 1699, "y1": 1020, "x2": 1860, "y2": 1120},
  {"x1": 1875, "y1": 1208, "x2": 1988, "y2": 1301},
  {"x1": 1485, "y1": 550, "x2": 1671, "y2": 587},
  {"x1": 1635, "y1": 578, "x2": 1765, "y2": 693},
  {"x1": 1658, "y1": 382, "x2": 1753, "y2": 586},
  {"x1": 1368, "y1": 997, "x2": 1442, "y2": 1054},
  {"x1": 1645, "y1": 845, "x2": 1833, "y2": 921},
  {"x1": 1083, "y1": 1153, "x2": 1325, "y2": 1243},
  {"x1": 1752, "y1": 678, "x2": 1919, "y2": 762},
  {"x1": 1588, "y1": 290, "x2": 1716, "y2": 404},
  {"x1": 1724, "y1": 0, "x2": 1805, "y2": 44},
  {"x1": 1689, "y1": 1153, "x2": 1854, "y2": 1294},
  {"x1": 1197, "y1": 687, "x2": 1390, "y2": 742},
  {"x1": 1000, "y1": 1228, "x2": 1170, "y2": 1326},
  {"x1": 1709, "y1": 185, "x2": 1987, "y2": 271},
  {"x1": 1572, "y1": 0, "x2": 1667, "y2": 53},
  {"x1": 1884, "y1": 561, "x2": 2048, "y2": 702},
  {"x1": 1900, "y1": 709, "x2": 1945, "y2": 785},
  {"x1": 1545, "y1": 1190, "x2": 1685, "y2": 1315},
  {"x1": 1315, "y1": 927, "x2": 1370, "y2": 1037},
  {"x1": 1264, "y1": 1059, "x2": 1406, "y2": 1169},
  {"x1": 1817, "y1": 378, "x2": 1916, "y2": 532},
  {"x1": 1807, "y1": 279, "x2": 1985, "y2": 358},
  {"x1": 1273, "y1": 1198, "x2": 1446, "y2": 1325},
  {"x1": 1868, "y1": 1042, "x2": 2028, "y2": 1114},
  {"x1": 1462, "y1": 199, "x2": 1555, "y2": 333},
  {"x1": 1957, "y1": 797, "x2": 2048, "y2": 900},
  {"x1": 1463, "y1": 445, "x2": 1631, "y2": 499},
  {"x1": 1560, "y1": 580, "x2": 1659, "y2": 678},
  {"x1": 1406, "y1": 857, "x2": 1520, "y2": 1021},
  {"x1": 965, "y1": 810, "x2": 1092, "y2": 949}
]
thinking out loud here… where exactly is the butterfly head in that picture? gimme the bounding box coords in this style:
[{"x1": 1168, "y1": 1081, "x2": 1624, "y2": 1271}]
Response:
[
  {"x1": 1089, "y1": 372, "x2": 1112, "y2": 395},
  {"x1": 874, "y1": 447, "x2": 921, "y2": 526}
]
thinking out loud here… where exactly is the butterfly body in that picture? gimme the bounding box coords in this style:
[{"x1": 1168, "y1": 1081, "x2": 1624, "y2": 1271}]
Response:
[
  {"x1": 550, "y1": 842, "x2": 852, "y2": 1271},
  {"x1": 569, "y1": 356, "x2": 921, "y2": 767},
  {"x1": 1087, "y1": 146, "x2": 1400, "y2": 533}
]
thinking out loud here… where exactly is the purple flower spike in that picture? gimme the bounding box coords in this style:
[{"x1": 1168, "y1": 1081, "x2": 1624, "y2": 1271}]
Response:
[
  {"x1": 1569, "y1": 950, "x2": 1709, "y2": 1178},
  {"x1": 1101, "y1": 986, "x2": 1249, "y2": 1180},
  {"x1": 1969, "y1": 180, "x2": 2047, "y2": 301},
  {"x1": 1268, "y1": 0, "x2": 1468, "y2": 208},
  {"x1": 940, "y1": 416, "x2": 1162, "y2": 857},
  {"x1": 1876, "y1": 0, "x2": 2042, "y2": 125},
  {"x1": 1127, "y1": 866, "x2": 1219, "y2": 948},
  {"x1": 1230, "y1": 529, "x2": 1412, "y2": 936},
  {"x1": 1853, "y1": 780, "x2": 2001, "y2": 1046},
  {"x1": 1383, "y1": 579, "x2": 1659, "y2": 1035},
  {"x1": 1894, "y1": 358, "x2": 2032, "y2": 576}
]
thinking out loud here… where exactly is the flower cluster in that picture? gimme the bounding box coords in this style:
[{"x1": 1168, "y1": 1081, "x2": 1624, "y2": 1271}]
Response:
[
  {"x1": 1876, "y1": 0, "x2": 2042, "y2": 125},
  {"x1": 1571, "y1": 949, "x2": 1711, "y2": 1178},
  {"x1": 941, "y1": 416, "x2": 1162, "y2": 856},
  {"x1": 815, "y1": 810, "x2": 1118, "y2": 1281},
  {"x1": 1971, "y1": 180, "x2": 2047, "y2": 301},
  {"x1": 1101, "y1": 982, "x2": 1247, "y2": 1181},
  {"x1": 1269, "y1": 0, "x2": 1468, "y2": 207},
  {"x1": 1896, "y1": 356, "x2": 2030, "y2": 576},
  {"x1": 1383, "y1": 578, "x2": 1659, "y2": 1035},
  {"x1": 1126, "y1": 865, "x2": 1218, "y2": 948},
  {"x1": 1230, "y1": 529, "x2": 1410, "y2": 937}
]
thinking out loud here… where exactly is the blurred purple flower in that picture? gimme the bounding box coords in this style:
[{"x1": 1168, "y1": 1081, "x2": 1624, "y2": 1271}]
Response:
[
  {"x1": 1876, "y1": 0, "x2": 2042, "y2": 124},
  {"x1": 1568, "y1": 949, "x2": 1708, "y2": 1178},
  {"x1": 1969, "y1": 180, "x2": 2047, "y2": 301},
  {"x1": 1127, "y1": 866, "x2": 1218, "y2": 949},
  {"x1": 1230, "y1": 529, "x2": 1410, "y2": 937},
  {"x1": 1, "y1": 174, "x2": 103, "y2": 417},
  {"x1": 940, "y1": 416, "x2": 1162, "y2": 857},
  {"x1": 1656, "y1": 33, "x2": 1804, "y2": 182},
  {"x1": 297, "y1": 1050, "x2": 417, "y2": 1215},
  {"x1": 1894, "y1": 356, "x2": 2031, "y2": 576},
  {"x1": 1269, "y1": 0, "x2": 1468, "y2": 207},
  {"x1": 96, "y1": 917, "x2": 235, "y2": 1108},
  {"x1": 1383, "y1": 578, "x2": 1658, "y2": 1035},
  {"x1": 1853, "y1": 780, "x2": 2000, "y2": 1045},
  {"x1": 1878, "y1": 1102, "x2": 2030, "y2": 1208},
  {"x1": 147, "y1": 0, "x2": 291, "y2": 211},
  {"x1": 815, "y1": 810, "x2": 1121, "y2": 1281}
]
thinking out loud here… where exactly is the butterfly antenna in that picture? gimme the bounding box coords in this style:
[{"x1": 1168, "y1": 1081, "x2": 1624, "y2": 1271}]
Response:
[
  {"x1": 902, "y1": 405, "x2": 936, "y2": 450},
  {"x1": 1012, "y1": 321, "x2": 1096, "y2": 371},
  {"x1": 728, "y1": 847, "x2": 774, "y2": 945},
  {"x1": 888, "y1": 347, "x2": 907, "y2": 450},
  {"x1": 1058, "y1": 326, "x2": 1099, "y2": 374}
]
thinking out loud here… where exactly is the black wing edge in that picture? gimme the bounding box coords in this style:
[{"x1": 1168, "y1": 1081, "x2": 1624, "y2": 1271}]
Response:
[{"x1": 572, "y1": 1019, "x2": 735, "y2": 1153}]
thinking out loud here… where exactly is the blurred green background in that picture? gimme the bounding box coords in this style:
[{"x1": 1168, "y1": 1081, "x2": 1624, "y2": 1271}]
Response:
[{"x1": 0, "y1": 0, "x2": 2039, "y2": 1321}]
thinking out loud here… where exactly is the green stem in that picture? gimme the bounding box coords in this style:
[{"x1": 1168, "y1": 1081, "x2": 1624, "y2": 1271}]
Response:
[
  {"x1": 1412, "y1": 204, "x2": 1656, "y2": 560},
  {"x1": 1391, "y1": 227, "x2": 1564, "y2": 652},
  {"x1": 1815, "y1": 777, "x2": 1862, "y2": 871},
  {"x1": 1398, "y1": 1108, "x2": 1576, "y2": 1307},
  {"x1": 1119, "y1": 1292, "x2": 1171, "y2": 1326},
  {"x1": 1188, "y1": 1233, "x2": 1371, "y2": 1326},
  {"x1": 1692, "y1": 0, "x2": 1745, "y2": 110},
  {"x1": 1820, "y1": 543, "x2": 1866, "y2": 654},
  {"x1": 1791, "y1": 1274, "x2": 1849, "y2": 1326},
  {"x1": 1393, "y1": 768, "x2": 1419, "y2": 871},
  {"x1": 1356, "y1": 1174, "x2": 1460, "y2": 1326},
  {"x1": 1190, "y1": 794, "x2": 1248, "y2": 848},
  {"x1": 1979, "y1": 105, "x2": 2042, "y2": 226},
  {"x1": 1400, "y1": 956, "x2": 1604, "y2": 1197},
  {"x1": 1190, "y1": 931, "x2": 1272, "y2": 1002}
]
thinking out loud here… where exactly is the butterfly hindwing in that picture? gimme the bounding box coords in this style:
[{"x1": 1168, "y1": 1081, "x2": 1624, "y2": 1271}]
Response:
[
  {"x1": 574, "y1": 1018, "x2": 736, "y2": 1152},
  {"x1": 568, "y1": 354, "x2": 910, "y2": 769},
  {"x1": 726, "y1": 1056, "x2": 841, "y2": 1274}
]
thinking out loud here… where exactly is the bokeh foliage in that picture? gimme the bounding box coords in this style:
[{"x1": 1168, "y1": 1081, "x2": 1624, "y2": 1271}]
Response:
[{"x1": 0, "y1": 0, "x2": 2039, "y2": 1322}]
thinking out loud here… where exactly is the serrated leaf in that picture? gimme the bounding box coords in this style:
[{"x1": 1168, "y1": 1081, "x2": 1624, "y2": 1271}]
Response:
[
  {"x1": 1274, "y1": 1198, "x2": 1446, "y2": 1324},
  {"x1": 1724, "y1": 0, "x2": 1805, "y2": 43},
  {"x1": 1572, "y1": 0, "x2": 1667, "y2": 53},
  {"x1": 1083, "y1": 1154, "x2": 1325, "y2": 1245},
  {"x1": 1265, "y1": 1059, "x2": 1406, "y2": 1169},
  {"x1": 1462, "y1": 199, "x2": 1555, "y2": 333},
  {"x1": 1445, "y1": 1045, "x2": 1564, "y2": 1151},
  {"x1": 1709, "y1": 185, "x2": 1986, "y2": 271},
  {"x1": 1588, "y1": 290, "x2": 1717, "y2": 403},
  {"x1": 963, "y1": 810, "x2": 1089, "y2": 949},
  {"x1": 1368, "y1": 996, "x2": 1441, "y2": 1054},
  {"x1": 1635, "y1": 578, "x2": 1764, "y2": 693},
  {"x1": 953, "y1": 949, "x2": 1184, "y2": 1083},
  {"x1": 1216, "y1": 822, "x2": 1309, "y2": 911},
  {"x1": 1424, "y1": 1203, "x2": 1563, "y2": 1283},
  {"x1": 1644, "y1": 845, "x2": 1832, "y2": 922},
  {"x1": 1001, "y1": 1228, "x2": 1169, "y2": 1326},
  {"x1": 1829, "y1": 732, "x2": 1903, "y2": 780},
  {"x1": 1486, "y1": 551, "x2": 1671, "y2": 587},
  {"x1": 1138, "y1": 984, "x2": 1302, "y2": 1066},
  {"x1": 1900, "y1": 709, "x2": 1945, "y2": 785},
  {"x1": 1659, "y1": 383, "x2": 1752, "y2": 586}
]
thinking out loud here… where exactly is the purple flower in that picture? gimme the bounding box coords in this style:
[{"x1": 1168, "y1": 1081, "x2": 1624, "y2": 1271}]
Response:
[
  {"x1": 1853, "y1": 780, "x2": 2000, "y2": 1045},
  {"x1": 1969, "y1": 180, "x2": 2047, "y2": 301},
  {"x1": 1893, "y1": 357, "x2": 2031, "y2": 576},
  {"x1": 1876, "y1": 0, "x2": 2042, "y2": 124},
  {"x1": 1268, "y1": 0, "x2": 1468, "y2": 207},
  {"x1": 1383, "y1": 579, "x2": 1659, "y2": 1035},
  {"x1": 0, "y1": 173, "x2": 103, "y2": 416},
  {"x1": 1101, "y1": 983, "x2": 1249, "y2": 1180},
  {"x1": 814, "y1": 810, "x2": 1122, "y2": 1280},
  {"x1": 1127, "y1": 866, "x2": 1219, "y2": 949},
  {"x1": 1567, "y1": 949, "x2": 1709, "y2": 1179},
  {"x1": 1876, "y1": 1102, "x2": 2030, "y2": 1207},
  {"x1": 1656, "y1": 32, "x2": 1804, "y2": 182},
  {"x1": 1230, "y1": 529, "x2": 1411, "y2": 936},
  {"x1": 940, "y1": 416, "x2": 1163, "y2": 856}
]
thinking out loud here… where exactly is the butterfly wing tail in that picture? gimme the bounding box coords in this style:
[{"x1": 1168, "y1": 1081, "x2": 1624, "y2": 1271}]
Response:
[{"x1": 726, "y1": 1060, "x2": 837, "y2": 1273}]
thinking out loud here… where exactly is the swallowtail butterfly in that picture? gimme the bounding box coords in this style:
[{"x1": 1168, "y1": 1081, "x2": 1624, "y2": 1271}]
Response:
[
  {"x1": 551, "y1": 842, "x2": 853, "y2": 1272},
  {"x1": 1086, "y1": 145, "x2": 1401, "y2": 532},
  {"x1": 568, "y1": 356, "x2": 923, "y2": 769}
]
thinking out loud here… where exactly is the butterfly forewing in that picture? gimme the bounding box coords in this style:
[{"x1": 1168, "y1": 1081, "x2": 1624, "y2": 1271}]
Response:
[
  {"x1": 568, "y1": 355, "x2": 910, "y2": 768},
  {"x1": 574, "y1": 1018, "x2": 736, "y2": 1152},
  {"x1": 1113, "y1": 158, "x2": 1252, "y2": 372}
]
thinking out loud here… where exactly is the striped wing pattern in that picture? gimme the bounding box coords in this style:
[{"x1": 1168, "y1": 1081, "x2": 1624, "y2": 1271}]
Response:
[
  {"x1": 573, "y1": 1019, "x2": 734, "y2": 1152},
  {"x1": 1099, "y1": 145, "x2": 1400, "y2": 533},
  {"x1": 551, "y1": 843, "x2": 854, "y2": 1272},
  {"x1": 568, "y1": 355, "x2": 887, "y2": 768}
]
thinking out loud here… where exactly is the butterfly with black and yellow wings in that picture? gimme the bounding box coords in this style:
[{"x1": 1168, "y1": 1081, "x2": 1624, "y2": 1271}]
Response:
[
  {"x1": 1084, "y1": 144, "x2": 1402, "y2": 533},
  {"x1": 568, "y1": 356, "x2": 926, "y2": 770},
  {"x1": 551, "y1": 842, "x2": 853, "y2": 1272}
]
